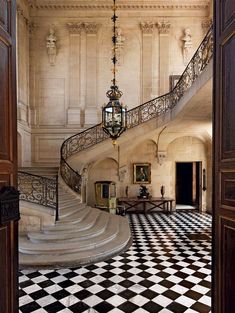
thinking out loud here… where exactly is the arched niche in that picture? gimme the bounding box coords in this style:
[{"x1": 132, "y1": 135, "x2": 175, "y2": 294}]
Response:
[
  {"x1": 166, "y1": 136, "x2": 208, "y2": 211},
  {"x1": 121, "y1": 139, "x2": 158, "y2": 197},
  {"x1": 87, "y1": 158, "x2": 119, "y2": 207}
]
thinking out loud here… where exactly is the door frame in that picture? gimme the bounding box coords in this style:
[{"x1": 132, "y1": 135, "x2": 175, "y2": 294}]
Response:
[{"x1": 175, "y1": 161, "x2": 203, "y2": 211}]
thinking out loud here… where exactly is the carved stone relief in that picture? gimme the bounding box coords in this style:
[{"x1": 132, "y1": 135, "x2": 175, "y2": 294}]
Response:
[
  {"x1": 182, "y1": 28, "x2": 193, "y2": 64},
  {"x1": 84, "y1": 22, "x2": 99, "y2": 34},
  {"x1": 140, "y1": 22, "x2": 154, "y2": 34},
  {"x1": 67, "y1": 22, "x2": 83, "y2": 34},
  {"x1": 201, "y1": 19, "x2": 212, "y2": 34},
  {"x1": 46, "y1": 28, "x2": 57, "y2": 66},
  {"x1": 157, "y1": 21, "x2": 171, "y2": 34}
]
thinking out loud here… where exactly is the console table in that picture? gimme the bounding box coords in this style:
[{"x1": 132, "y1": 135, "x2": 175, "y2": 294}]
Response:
[{"x1": 118, "y1": 197, "x2": 174, "y2": 214}]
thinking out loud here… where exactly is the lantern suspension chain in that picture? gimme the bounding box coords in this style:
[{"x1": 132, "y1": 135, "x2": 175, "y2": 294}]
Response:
[{"x1": 112, "y1": 0, "x2": 117, "y2": 87}]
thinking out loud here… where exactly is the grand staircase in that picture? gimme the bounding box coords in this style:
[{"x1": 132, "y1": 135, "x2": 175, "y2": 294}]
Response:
[
  {"x1": 18, "y1": 27, "x2": 213, "y2": 268},
  {"x1": 19, "y1": 180, "x2": 131, "y2": 269}
]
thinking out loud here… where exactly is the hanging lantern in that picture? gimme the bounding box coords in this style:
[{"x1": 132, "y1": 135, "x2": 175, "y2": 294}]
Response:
[{"x1": 102, "y1": 0, "x2": 127, "y2": 144}]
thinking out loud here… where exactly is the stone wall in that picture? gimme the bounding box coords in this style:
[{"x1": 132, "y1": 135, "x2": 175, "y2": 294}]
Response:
[
  {"x1": 16, "y1": 0, "x2": 211, "y2": 166},
  {"x1": 86, "y1": 135, "x2": 212, "y2": 212}
]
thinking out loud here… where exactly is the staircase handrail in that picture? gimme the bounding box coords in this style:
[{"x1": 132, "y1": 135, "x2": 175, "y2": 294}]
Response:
[
  {"x1": 18, "y1": 171, "x2": 59, "y2": 221},
  {"x1": 60, "y1": 26, "x2": 213, "y2": 194}
]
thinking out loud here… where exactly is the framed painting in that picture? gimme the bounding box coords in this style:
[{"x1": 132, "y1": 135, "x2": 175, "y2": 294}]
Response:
[{"x1": 133, "y1": 163, "x2": 151, "y2": 184}]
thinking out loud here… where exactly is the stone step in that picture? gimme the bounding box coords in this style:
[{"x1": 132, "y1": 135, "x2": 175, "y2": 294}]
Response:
[
  {"x1": 58, "y1": 199, "x2": 82, "y2": 209},
  {"x1": 58, "y1": 206, "x2": 96, "y2": 224},
  {"x1": 59, "y1": 204, "x2": 86, "y2": 218},
  {"x1": 27, "y1": 212, "x2": 109, "y2": 243},
  {"x1": 43, "y1": 208, "x2": 99, "y2": 232},
  {"x1": 19, "y1": 217, "x2": 131, "y2": 268},
  {"x1": 19, "y1": 215, "x2": 120, "y2": 255}
]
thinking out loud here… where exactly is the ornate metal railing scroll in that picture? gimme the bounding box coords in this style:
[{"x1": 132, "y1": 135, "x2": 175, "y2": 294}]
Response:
[
  {"x1": 18, "y1": 171, "x2": 59, "y2": 221},
  {"x1": 60, "y1": 26, "x2": 213, "y2": 194}
]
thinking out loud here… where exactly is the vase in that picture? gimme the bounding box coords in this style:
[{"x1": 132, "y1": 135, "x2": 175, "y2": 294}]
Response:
[{"x1": 160, "y1": 185, "x2": 165, "y2": 199}]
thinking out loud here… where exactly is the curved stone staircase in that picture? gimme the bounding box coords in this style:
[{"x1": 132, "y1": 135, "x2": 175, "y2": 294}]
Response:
[
  {"x1": 19, "y1": 27, "x2": 213, "y2": 268},
  {"x1": 19, "y1": 182, "x2": 131, "y2": 269}
]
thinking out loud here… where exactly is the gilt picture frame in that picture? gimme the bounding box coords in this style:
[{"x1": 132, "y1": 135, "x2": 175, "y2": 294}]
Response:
[{"x1": 133, "y1": 163, "x2": 151, "y2": 184}]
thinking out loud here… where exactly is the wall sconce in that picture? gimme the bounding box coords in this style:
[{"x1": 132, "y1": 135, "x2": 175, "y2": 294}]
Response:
[{"x1": 202, "y1": 168, "x2": 207, "y2": 191}]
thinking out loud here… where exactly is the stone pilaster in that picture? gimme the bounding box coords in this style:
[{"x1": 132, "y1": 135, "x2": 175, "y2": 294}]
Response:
[
  {"x1": 17, "y1": 5, "x2": 30, "y2": 125},
  {"x1": 140, "y1": 22, "x2": 154, "y2": 103},
  {"x1": 84, "y1": 23, "x2": 99, "y2": 126},
  {"x1": 67, "y1": 22, "x2": 83, "y2": 126},
  {"x1": 157, "y1": 21, "x2": 171, "y2": 94}
]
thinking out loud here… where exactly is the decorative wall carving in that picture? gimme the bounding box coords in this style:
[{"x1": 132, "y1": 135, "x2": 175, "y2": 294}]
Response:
[
  {"x1": 202, "y1": 19, "x2": 212, "y2": 34},
  {"x1": 28, "y1": 22, "x2": 37, "y2": 37},
  {"x1": 67, "y1": 22, "x2": 83, "y2": 34},
  {"x1": 46, "y1": 28, "x2": 57, "y2": 66},
  {"x1": 157, "y1": 21, "x2": 171, "y2": 34},
  {"x1": 17, "y1": 5, "x2": 29, "y2": 25},
  {"x1": 182, "y1": 28, "x2": 193, "y2": 64},
  {"x1": 157, "y1": 151, "x2": 167, "y2": 165},
  {"x1": 84, "y1": 22, "x2": 99, "y2": 34},
  {"x1": 140, "y1": 22, "x2": 154, "y2": 34},
  {"x1": 27, "y1": 1, "x2": 210, "y2": 11}
]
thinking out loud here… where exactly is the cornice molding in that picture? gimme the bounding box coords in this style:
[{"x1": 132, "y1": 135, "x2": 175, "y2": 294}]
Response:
[
  {"x1": 17, "y1": 4, "x2": 29, "y2": 24},
  {"x1": 27, "y1": 1, "x2": 209, "y2": 11}
]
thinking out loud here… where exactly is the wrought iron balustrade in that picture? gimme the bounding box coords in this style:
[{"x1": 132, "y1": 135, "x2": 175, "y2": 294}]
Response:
[
  {"x1": 18, "y1": 171, "x2": 59, "y2": 221},
  {"x1": 60, "y1": 26, "x2": 213, "y2": 195}
]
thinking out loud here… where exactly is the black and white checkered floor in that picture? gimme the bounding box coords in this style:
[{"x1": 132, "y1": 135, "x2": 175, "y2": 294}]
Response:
[{"x1": 19, "y1": 212, "x2": 212, "y2": 313}]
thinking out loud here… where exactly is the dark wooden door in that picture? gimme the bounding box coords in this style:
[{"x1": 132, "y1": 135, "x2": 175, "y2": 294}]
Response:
[
  {"x1": 0, "y1": 0, "x2": 19, "y2": 312},
  {"x1": 213, "y1": 1, "x2": 235, "y2": 312}
]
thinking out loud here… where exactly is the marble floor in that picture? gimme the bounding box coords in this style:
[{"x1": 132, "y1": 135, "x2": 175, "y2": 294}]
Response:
[{"x1": 19, "y1": 212, "x2": 212, "y2": 313}]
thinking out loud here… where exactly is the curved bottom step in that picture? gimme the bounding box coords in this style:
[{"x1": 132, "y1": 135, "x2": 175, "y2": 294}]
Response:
[
  {"x1": 19, "y1": 222, "x2": 132, "y2": 269},
  {"x1": 19, "y1": 181, "x2": 132, "y2": 269}
]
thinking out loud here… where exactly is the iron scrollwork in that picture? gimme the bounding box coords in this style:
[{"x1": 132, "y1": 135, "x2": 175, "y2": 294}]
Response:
[
  {"x1": 60, "y1": 27, "x2": 213, "y2": 195},
  {"x1": 18, "y1": 171, "x2": 59, "y2": 221},
  {"x1": 60, "y1": 159, "x2": 82, "y2": 194}
]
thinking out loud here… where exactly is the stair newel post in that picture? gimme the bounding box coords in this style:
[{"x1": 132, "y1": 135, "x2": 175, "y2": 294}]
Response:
[{"x1": 55, "y1": 174, "x2": 59, "y2": 222}]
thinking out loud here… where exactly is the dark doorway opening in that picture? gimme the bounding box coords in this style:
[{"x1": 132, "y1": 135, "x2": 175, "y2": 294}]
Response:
[{"x1": 176, "y1": 162, "x2": 201, "y2": 209}]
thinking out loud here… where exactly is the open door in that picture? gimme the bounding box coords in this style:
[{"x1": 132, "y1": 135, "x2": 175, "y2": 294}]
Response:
[
  {"x1": 176, "y1": 162, "x2": 201, "y2": 209},
  {"x1": 213, "y1": 1, "x2": 235, "y2": 312},
  {"x1": 0, "y1": 1, "x2": 19, "y2": 312}
]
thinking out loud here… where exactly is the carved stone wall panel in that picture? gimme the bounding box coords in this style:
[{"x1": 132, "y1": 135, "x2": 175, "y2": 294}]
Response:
[
  {"x1": 222, "y1": 35, "x2": 235, "y2": 159},
  {"x1": 34, "y1": 136, "x2": 66, "y2": 164},
  {"x1": 38, "y1": 78, "x2": 66, "y2": 127}
]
